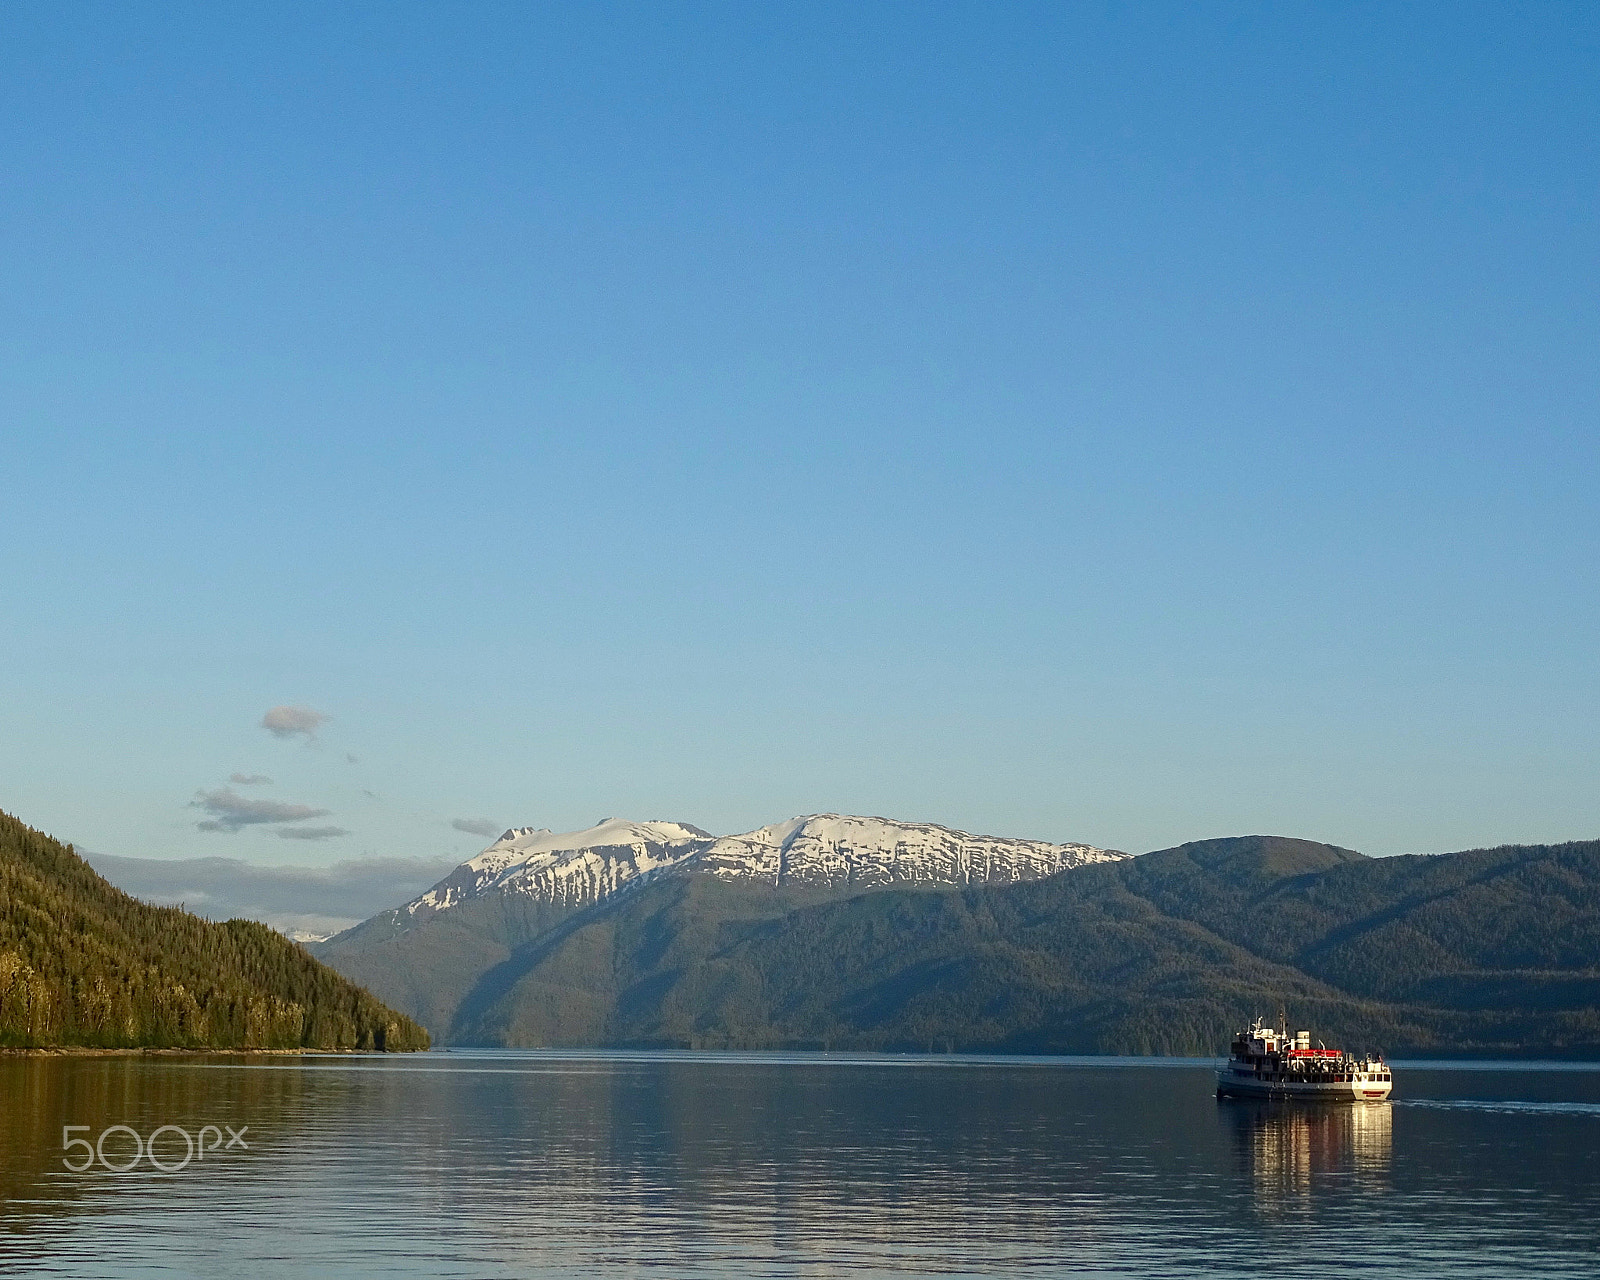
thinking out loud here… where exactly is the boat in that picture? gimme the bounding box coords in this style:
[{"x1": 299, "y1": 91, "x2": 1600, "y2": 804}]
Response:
[{"x1": 1216, "y1": 1018, "x2": 1392, "y2": 1101}]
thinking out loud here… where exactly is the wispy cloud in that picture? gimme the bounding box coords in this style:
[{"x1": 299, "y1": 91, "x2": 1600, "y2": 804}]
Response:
[
  {"x1": 229, "y1": 772, "x2": 273, "y2": 786},
  {"x1": 451, "y1": 818, "x2": 503, "y2": 838},
  {"x1": 192, "y1": 787, "x2": 331, "y2": 834},
  {"x1": 261, "y1": 705, "x2": 328, "y2": 741},
  {"x1": 84, "y1": 852, "x2": 461, "y2": 940},
  {"x1": 275, "y1": 825, "x2": 350, "y2": 841}
]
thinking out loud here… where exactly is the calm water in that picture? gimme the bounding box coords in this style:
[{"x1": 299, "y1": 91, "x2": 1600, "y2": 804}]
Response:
[{"x1": 2, "y1": 1051, "x2": 1599, "y2": 1277}]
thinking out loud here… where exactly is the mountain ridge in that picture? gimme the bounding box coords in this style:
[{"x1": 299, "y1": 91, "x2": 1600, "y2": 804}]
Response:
[
  {"x1": 313, "y1": 828, "x2": 1600, "y2": 1057},
  {"x1": 391, "y1": 812, "x2": 1126, "y2": 925},
  {"x1": 315, "y1": 812, "x2": 1127, "y2": 1038}
]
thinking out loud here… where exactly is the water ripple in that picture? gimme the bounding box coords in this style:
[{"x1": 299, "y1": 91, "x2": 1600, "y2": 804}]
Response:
[{"x1": 2, "y1": 1054, "x2": 1598, "y2": 1278}]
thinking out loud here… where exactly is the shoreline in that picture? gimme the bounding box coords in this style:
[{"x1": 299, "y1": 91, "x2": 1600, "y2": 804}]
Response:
[{"x1": 0, "y1": 1046, "x2": 384, "y2": 1057}]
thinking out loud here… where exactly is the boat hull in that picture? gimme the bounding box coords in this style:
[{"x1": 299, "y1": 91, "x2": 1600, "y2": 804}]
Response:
[{"x1": 1216, "y1": 1066, "x2": 1392, "y2": 1102}]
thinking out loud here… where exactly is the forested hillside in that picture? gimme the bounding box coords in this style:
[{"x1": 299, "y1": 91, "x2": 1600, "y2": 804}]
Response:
[
  {"x1": 0, "y1": 809, "x2": 428, "y2": 1050},
  {"x1": 320, "y1": 834, "x2": 1600, "y2": 1057},
  {"x1": 315, "y1": 890, "x2": 587, "y2": 1035}
]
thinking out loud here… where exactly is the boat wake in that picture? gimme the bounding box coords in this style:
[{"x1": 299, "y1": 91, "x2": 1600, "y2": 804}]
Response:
[{"x1": 1396, "y1": 1098, "x2": 1600, "y2": 1118}]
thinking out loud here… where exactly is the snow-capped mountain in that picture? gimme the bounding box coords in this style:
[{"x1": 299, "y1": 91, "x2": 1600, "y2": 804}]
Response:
[
  {"x1": 693, "y1": 814, "x2": 1119, "y2": 888},
  {"x1": 408, "y1": 818, "x2": 711, "y2": 914},
  {"x1": 403, "y1": 814, "x2": 1124, "y2": 919}
]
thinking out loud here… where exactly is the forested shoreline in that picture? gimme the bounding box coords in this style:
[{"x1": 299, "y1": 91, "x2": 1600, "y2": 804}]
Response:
[{"x1": 0, "y1": 809, "x2": 427, "y2": 1051}]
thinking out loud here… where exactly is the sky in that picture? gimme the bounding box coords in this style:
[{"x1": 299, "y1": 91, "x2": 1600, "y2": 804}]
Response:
[{"x1": 2, "y1": 1, "x2": 1597, "y2": 874}]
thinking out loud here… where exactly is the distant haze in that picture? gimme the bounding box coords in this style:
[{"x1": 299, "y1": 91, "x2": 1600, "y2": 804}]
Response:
[{"x1": 84, "y1": 851, "x2": 461, "y2": 940}]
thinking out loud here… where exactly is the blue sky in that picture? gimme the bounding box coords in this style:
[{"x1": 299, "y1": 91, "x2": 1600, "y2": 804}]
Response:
[{"x1": 2, "y1": 2, "x2": 1596, "y2": 865}]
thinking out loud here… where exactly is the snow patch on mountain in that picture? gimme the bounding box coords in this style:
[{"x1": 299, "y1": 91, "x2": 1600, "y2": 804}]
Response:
[
  {"x1": 691, "y1": 813, "x2": 1121, "y2": 888},
  {"x1": 401, "y1": 814, "x2": 1125, "y2": 918},
  {"x1": 407, "y1": 818, "x2": 710, "y2": 914}
]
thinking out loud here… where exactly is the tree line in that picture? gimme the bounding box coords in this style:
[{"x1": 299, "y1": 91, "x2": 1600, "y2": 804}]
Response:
[{"x1": 0, "y1": 809, "x2": 428, "y2": 1050}]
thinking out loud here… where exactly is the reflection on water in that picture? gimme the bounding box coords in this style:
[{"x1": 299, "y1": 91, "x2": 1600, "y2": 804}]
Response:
[
  {"x1": 0, "y1": 1054, "x2": 309, "y2": 1223},
  {"x1": 2, "y1": 1052, "x2": 1600, "y2": 1278},
  {"x1": 1222, "y1": 1098, "x2": 1392, "y2": 1201}
]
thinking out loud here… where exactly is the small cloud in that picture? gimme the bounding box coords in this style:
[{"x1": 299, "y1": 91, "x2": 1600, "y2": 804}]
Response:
[
  {"x1": 229, "y1": 773, "x2": 273, "y2": 786},
  {"x1": 452, "y1": 818, "x2": 502, "y2": 838},
  {"x1": 261, "y1": 705, "x2": 328, "y2": 741},
  {"x1": 275, "y1": 826, "x2": 350, "y2": 841},
  {"x1": 191, "y1": 787, "x2": 332, "y2": 834}
]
